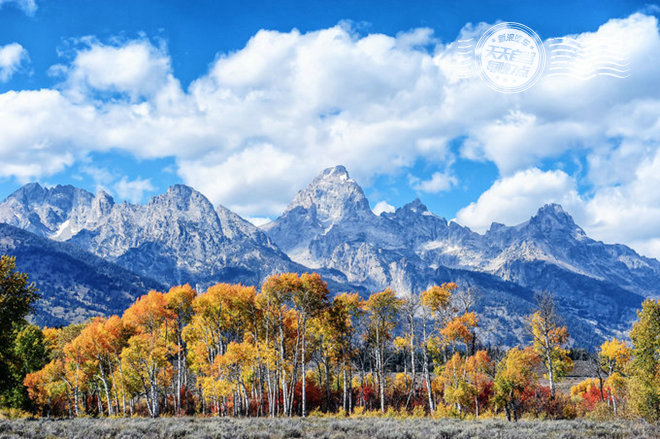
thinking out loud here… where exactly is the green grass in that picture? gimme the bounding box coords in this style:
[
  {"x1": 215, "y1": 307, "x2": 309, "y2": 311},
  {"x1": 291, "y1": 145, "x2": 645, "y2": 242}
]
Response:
[{"x1": 0, "y1": 417, "x2": 658, "y2": 439}]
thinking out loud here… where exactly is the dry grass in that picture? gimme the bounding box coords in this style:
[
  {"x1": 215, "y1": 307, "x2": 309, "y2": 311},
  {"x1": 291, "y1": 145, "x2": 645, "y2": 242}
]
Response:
[{"x1": 0, "y1": 417, "x2": 658, "y2": 439}]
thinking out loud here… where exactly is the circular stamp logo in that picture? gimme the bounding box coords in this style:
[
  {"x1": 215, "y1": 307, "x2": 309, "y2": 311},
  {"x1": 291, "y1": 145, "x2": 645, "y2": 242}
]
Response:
[{"x1": 475, "y1": 22, "x2": 546, "y2": 93}]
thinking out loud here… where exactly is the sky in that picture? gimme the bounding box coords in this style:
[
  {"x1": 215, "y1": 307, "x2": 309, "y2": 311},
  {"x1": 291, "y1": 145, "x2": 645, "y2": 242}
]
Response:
[{"x1": 1, "y1": 0, "x2": 660, "y2": 258}]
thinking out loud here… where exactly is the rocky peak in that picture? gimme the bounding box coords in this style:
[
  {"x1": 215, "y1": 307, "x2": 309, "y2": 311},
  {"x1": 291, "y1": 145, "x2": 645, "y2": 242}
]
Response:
[
  {"x1": 150, "y1": 184, "x2": 216, "y2": 217},
  {"x1": 285, "y1": 165, "x2": 373, "y2": 225},
  {"x1": 528, "y1": 203, "x2": 585, "y2": 237},
  {"x1": 403, "y1": 198, "x2": 428, "y2": 213},
  {"x1": 9, "y1": 182, "x2": 46, "y2": 202}
]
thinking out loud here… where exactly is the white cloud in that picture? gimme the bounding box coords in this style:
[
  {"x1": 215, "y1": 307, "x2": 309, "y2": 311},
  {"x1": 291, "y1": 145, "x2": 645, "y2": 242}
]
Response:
[
  {"x1": 411, "y1": 171, "x2": 457, "y2": 193},
  {"x1": 0, "y1": 0, "x2": 36, "y2": 15},
  {"x1": 57, "y1": 38, "x2": 176, "y2": 101},
  {"x1": 373, "y1": 200, "x2": 395, "y2": 215},
  {"x1": 114, "y1": 176, "x2": 155, "y2": 203},
  {"x1": 246, "y1": 216, "x2": 272, "y2": 227},
  {"x1": 0, "y1": 14, "x2": 660, "y2": 258},
  {"x1": 455, "y1": 168, "x2": 582, "y2": 232},
  {"x1": 0, "y1": 43, "x2": 28, "y2": 82}
]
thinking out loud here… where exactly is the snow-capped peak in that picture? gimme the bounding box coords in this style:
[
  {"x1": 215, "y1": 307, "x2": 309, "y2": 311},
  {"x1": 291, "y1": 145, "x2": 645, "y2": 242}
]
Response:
[{"x1": 284, "y1": 165, "x2": 373, "y2": 224}]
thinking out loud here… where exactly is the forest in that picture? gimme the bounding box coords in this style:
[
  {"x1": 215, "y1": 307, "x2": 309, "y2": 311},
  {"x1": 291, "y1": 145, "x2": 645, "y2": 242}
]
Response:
[{"x1": 2, "y1": 254, "x2": 660, "y2": 424}]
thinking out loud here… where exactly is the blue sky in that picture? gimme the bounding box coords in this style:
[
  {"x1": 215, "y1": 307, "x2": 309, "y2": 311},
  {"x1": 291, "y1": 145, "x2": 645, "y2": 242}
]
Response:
[{"x1": 1, "y1": 0, "x2": 660, "y2": 258}]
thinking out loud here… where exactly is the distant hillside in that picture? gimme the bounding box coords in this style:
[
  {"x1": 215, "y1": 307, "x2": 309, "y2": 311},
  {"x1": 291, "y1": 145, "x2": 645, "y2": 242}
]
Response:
[{"x1": 0, "y1": 223, "x2": 165, "y2": 326}]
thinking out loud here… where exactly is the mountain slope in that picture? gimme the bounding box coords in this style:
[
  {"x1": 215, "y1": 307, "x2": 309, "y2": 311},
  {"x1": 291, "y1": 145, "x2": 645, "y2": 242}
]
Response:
[
  {"x1": 0, "y1": 223, "x2": 165, "y2": 327},
  {"x1": 0, "y1": 183, "x2": 305, "y2": 289},
  {"x1": 264, "y1": 166, "x2": 653, "y2": 346},
  {"x1": 1, "y1": 168, "x2": 656, "y2": 347}
]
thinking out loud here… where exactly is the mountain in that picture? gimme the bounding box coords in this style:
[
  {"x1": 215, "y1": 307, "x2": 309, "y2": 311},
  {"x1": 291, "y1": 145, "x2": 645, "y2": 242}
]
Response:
[
  {"x1": 0, "y1": 183, "x2": 309, "y2": 289},
  {"x1": 1, "y1": 168, "x2": 657, "y2": 347},
  {"x1": 0, "y1": 223, "x2": 165, "y2": 327},
  {"x1": 265, "y1": 166, "x2": 655, "y2": 346}
]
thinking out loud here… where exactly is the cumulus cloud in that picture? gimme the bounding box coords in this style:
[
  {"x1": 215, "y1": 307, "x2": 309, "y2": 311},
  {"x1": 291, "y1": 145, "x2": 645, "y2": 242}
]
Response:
[
  {"x1": 1, "y1": 14, "x2": 660, "y2": 258},
  {"x1": 59, "y1": 39, "x2": 175, "y2": 101},
  {"x1": 372, "y1": 200, "x2": 395, "y2": 215},
  {"x1": 114, "y1": 176, "x2": 155, "y2": 203},
  {"x1": 0, "y1": 0, "x2": 36, "y2": 15},
  {"x1": 411, "y1": 171, "x2": 457, "y2": 193},
  {"x1": 0, "y1": 43, "x2": 28, "y2": 82},
  {"x1": 455, "y1": 168, "x2": 582, "y2": 232}
]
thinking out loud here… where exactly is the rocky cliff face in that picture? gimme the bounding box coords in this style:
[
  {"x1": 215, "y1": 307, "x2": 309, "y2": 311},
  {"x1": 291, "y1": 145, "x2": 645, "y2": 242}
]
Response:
[{"x1": 0, "y1": 183, "x2": 303, "y2": 289}]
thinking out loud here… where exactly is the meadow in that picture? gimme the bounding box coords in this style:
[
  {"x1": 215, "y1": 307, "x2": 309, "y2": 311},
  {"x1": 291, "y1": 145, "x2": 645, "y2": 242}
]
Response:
[{"x1": 1, "y1": 416, "x2": 659, "y2": 439}]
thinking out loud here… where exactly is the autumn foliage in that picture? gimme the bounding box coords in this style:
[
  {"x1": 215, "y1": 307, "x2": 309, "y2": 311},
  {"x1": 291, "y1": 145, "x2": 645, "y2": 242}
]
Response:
[{"x1": 11, "y1": 271, "x2": 660, "y2": 422}]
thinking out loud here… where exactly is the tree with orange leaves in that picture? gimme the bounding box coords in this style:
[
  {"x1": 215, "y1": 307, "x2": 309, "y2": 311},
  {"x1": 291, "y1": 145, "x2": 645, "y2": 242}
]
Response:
[
  {"x1": 440, "y1": 312, "x2": 478, "y2": 354},
  {"x1": 121, "y1": 290, "x2": 176, "y2": 417},
  {"x1": 291, "y1": 273, "x2": 329, "y2": 417},
  {"x1": 465, "y1": 350, "x2": 493, "y2": 418},
  {"x1": 527, "y1": 292, "x2": 572, "y2": 398}
]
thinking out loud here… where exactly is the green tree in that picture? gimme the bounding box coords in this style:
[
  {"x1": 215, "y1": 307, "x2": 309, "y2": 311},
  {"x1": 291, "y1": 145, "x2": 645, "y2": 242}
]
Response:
[
  {"x1": 628, "y1": 299, "x2": 660, "y2": 422},
  {"x1": 7, "y1": 324, "x2": 48, "y2": 409},
  {"x1": 0, "y1": 255, "x2": 40, "y2": 408}
]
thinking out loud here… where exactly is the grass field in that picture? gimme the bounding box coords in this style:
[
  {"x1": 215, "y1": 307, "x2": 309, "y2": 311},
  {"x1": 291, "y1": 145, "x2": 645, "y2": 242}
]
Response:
[{"x1": 0, "y1": 417, "x2": 658, "y2": 439}]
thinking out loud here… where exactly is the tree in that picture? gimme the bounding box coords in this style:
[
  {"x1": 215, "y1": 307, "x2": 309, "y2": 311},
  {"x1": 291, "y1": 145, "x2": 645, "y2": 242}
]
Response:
[
  {"x1": 292, "y1": 273, "x2": 329, "y2": 417},
  {"x1": 0, "y1": 255, "x2": 40, "y2": 407},
  {"x1": 165, "y1": 284, "x2": 196, "y2": 413},
  {"x1": 465, "y1": 350, "x2": 493, "y2": 418},
  {"x1": 628, "y1": 299, "x2": 660, "y2": 422},
  {"x1": 598, "y1": 338, "x2": 631, "y2": 412},
  {"x1": 439, "y1": 352, "x2": 472, "y2": 416},
  {"x1": 420, "y1": 283, "x2": 456, "y2": 411},
  {"x1": 213, "y1": 341, "x2": 257, "y2": 416},
  {"x1": 261, "y1": 273, "x2": 301, "y2": 417},
  {"x1": 400, "y1": 293, "x2": 420, "y2": 409},
  {"x1": 440, "y1": 312, "x2": 478, "y2": 353},
  {"x1": 10, "y1": 324, "x2": 48, "y2": 409},
  {"x1": 493, "y1": 346, "x2": 540, "y2": 422},
  {"x1": 527, "y1": 292, "x2": 572, "y2": 398},
  {"x1": 121, "y1": 290, "x2": 176, "y2": 417},
  {"x1": 324, "y1": 292, "x2": 364, "y2": 413},
  {"x1": 364, "y1": 288, "x2": 401, "y2": 413}
]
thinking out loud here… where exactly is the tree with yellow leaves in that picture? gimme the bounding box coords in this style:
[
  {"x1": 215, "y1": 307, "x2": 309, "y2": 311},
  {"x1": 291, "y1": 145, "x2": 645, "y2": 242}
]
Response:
[
  {"x1": 323, "y1": 292, "x2": 364, "y2": 413},
  {"x1": 598, "y1": 338, "x2": 631, "y2": 412},
  {"x1": 165, "y1": 284, "x2": 196, "y2": 413},
  {"x1": 182, "y1": 283, "x2": 257, "y2": 415},
  {"x1": 420, "y1": 283, "x2": 457, "y2": 411},
  {"x1": 292, "y1": 273, "x2": 329, "y2": 417},
  {"x1": 439, "y1": 352, "x2": 472, "y2": 417},
  {"x1": 493, "y1": 346, "x2": 540, "y2": 422},
  {"x1": 364, "y1": 288, "x2": 401, "y2": 413},
  {"x1": 213, "y1": 341, "x2": 257, "y2": 416},
  {"x1": 527, "y1": 292, "x2": 572, "y2": 398}
]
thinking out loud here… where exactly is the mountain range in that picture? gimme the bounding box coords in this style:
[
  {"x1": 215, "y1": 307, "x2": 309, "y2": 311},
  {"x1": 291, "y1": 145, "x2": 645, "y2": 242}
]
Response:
[{"x1": 1, "y1": 165, "x2": 657, "y2": 346}]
